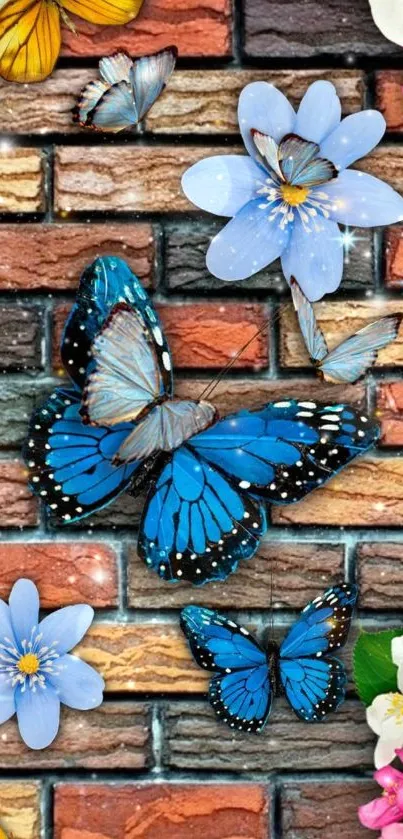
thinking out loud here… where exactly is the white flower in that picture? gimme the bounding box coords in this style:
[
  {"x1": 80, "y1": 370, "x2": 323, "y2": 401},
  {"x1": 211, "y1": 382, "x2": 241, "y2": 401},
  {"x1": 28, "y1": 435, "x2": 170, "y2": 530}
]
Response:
[
  {"x1": 367, "y1": 693, "x2": 403, "y2": 768},
  {"x1": 366, "y1": 638, "x2": 403, "y2": 769},
  {"x1": 369, "y1": 0, "x2": 403, "y2": 47}
]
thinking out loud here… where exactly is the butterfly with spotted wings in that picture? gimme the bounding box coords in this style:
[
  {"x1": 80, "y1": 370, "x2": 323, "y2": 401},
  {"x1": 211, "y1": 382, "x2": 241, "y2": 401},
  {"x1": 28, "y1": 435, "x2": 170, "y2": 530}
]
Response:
[
  {"x1": 23, "y1": 257, "x2": 379, "y2": 586},
  {"x1": 181, "y1": 583, "x2": 357, "y2": 733}
]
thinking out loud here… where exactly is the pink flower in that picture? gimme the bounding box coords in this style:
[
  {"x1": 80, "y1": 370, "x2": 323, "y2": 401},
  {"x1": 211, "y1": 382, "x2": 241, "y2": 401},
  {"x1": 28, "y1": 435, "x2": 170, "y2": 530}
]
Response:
[
  {"x1": 359, "y1": 763, "x2": 403, "y2": 830},
  {"x1": 381, "y1": 825, "x2": 403, "y2": 838}
]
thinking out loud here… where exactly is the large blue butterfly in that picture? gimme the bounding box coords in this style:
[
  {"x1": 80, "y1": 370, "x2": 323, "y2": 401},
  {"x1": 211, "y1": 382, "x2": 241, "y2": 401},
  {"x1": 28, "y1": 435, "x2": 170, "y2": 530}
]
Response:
[
  {"x1": 181, "y1": 583, "x2": 357, "y2": 733},
  {"x1": 23, "y1": 256, "x2": 379, "y2": 585}
]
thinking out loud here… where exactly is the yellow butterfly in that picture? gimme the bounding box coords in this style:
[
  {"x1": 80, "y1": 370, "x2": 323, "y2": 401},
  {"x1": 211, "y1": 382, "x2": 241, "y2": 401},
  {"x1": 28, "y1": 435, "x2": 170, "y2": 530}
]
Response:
[{"x1": 0, "y1": 0, "x2": 144, "y2": 84}]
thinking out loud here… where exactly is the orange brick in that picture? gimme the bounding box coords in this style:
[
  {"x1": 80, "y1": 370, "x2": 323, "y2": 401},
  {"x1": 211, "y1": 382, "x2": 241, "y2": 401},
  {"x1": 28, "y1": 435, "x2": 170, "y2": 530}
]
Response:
[
  {"x1": 53, "y1": 302, "x2": 270, "y2": 371},
  {"x1": 54, "y1": 783, "x2": 269, "y2": 839},
  {"x1": 385, "y1": 226, "x2": 403, "y2": 289},
  {"x1": 60, "y1": 0, "x2": 232, "y2": 59},
  {"x1": 0, "y1": 543, "x2": 118, "y2": 607},
  {"x1": 376, "y1": 70, "x2": 403, "y2": 132}
]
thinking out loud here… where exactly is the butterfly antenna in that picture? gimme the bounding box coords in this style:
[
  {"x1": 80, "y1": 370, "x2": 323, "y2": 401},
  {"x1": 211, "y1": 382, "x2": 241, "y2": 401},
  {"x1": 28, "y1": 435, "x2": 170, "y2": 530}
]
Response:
[{"x1": 198, "y1": 302, "x2": 292, "y2": 403}]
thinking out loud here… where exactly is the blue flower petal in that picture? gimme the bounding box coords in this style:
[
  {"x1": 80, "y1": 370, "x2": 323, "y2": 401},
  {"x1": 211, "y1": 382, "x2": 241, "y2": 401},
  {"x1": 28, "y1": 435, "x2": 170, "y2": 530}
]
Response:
[
  {"x1": 238, "y1": 81, "x2": 295, "y2": 160},
  {"x1": 15, "y1": 684, "x2": 60, "y2": 750},
  {"x1": 325, "y1": 170, "x2": 403, "y2": 226},
  {"x1": 206, "y1": 198, "x2": 290, "y2": 281},
  {"x1": 9, "y1": 579, "x2": 39, "y2": 646},
  {"x1": 0, "y1": 673, "x2": 15, "y2": 724},
  {"x1": 293, "y1": 81, "x2": 341, "y2": 144},
  {"x1": 320, "y1": 111, "x2": 386, "y2": 171},
  {"x1": 181, "y1": 154, "x2": 264, "y2": 216},
  {"x1": 49, "y1": 654, "x2": 104, "y2": 710},
  {"x1": 281, "y1": 215, "x2": 343, "y2": 301},
  {"x1": 39, "y1": 604, "x2": 94, "y2": 655},
  {"x1": 0, "y1": 601, "x2": 16, "y2": 647}
]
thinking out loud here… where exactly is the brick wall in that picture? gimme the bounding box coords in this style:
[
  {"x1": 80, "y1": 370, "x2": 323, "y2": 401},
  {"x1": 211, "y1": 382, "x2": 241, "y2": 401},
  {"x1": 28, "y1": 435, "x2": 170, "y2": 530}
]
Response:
[{"x1": 1, "y1": 0, "x2": 403, "y2": 836}]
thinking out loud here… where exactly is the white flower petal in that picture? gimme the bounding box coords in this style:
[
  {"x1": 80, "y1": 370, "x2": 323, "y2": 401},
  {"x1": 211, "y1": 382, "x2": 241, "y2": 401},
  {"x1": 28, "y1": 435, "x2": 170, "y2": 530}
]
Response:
[
  {"x1": 367, "y1": 693, "x2": 395, "y2": 735},
  {"x1": 392, "y1": 635, "x2": 403, "y2": 666},
  {"x1": 369, "y1": 0, "x2": 403, "y2": 47},
  {"x1": 375, "y1": 737, "x2": 401, "y2": 770}
]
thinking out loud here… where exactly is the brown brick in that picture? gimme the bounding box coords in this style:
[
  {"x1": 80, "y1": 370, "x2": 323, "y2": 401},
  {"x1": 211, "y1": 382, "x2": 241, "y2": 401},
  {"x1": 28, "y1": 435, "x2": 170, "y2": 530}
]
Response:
[
  {"x1": 61, "y1": 0, "x2": 232, "y2": 59},
  {"x1": 280, "y1": 299, "x2": 403, "y2": 369},
  {"x1": 0, "y1": 542, "x2": 118, "y2": 607},
  {"x1": 174, "y1": 376, "x2": 367, "y2": 413},
  {"x1": 0, "y1": 461, "x2": 38, "y2": 527},
  {"x1": 75, "y1": 622, "x2": 206, "y2": 693},
  {"x1": 164, "y1": 699, "x2": 373, "y2": 772},
  {"x1": 53, "y1": 302, "x2": 269, "y2": 371},
  {"x1": 281, "y1": 781, "x2": 379, "y2": 839},
  {"x1": 0, "y1": 703, "x2": 150, "y2": 770},
  {"x1": 376, "y1": 71, "x2": 403, "y2": 132},
  {"x1": 385, "y1": 226, "x2": 403, "y2": 289},
  {"x1": 54, "y1": 783, "x2": 269, "y2": 839},
  {"x1": 0, "y1": 224, "x2": 154, "y2": 290},
  {"x1": 0, "y1": 783, "x2": 41, "y2": 839},
  {"x1": 272, "y1": 457, "x2": 403, "y2": 527},
  {"x1": 54, "y1": 146, "x2": 241, "y2": 213},
  {"x1": 0, "y1": 307, "x2": 42, "y2": 371},
  {"x1": 244, "y1": 0, "x2": 399, "y2": 58},
  {"x1": 357, "y1": 542, "x2": 403, "y2": 609},
  {"x1": 0, "y1": 148, "x2": 44, "y2": 212},
  {"x1": 128, "y1": 542, "x2": 344, "y2": 609},
  {"x1": 377, "y1": 380, "x2": 403, "y2": 445},
  {"x1": 355, "y1": 146, "x2": 403, "y2": 193},
  {"x1": 145, "y1": 69, "x2": 364, "y2": 133}
]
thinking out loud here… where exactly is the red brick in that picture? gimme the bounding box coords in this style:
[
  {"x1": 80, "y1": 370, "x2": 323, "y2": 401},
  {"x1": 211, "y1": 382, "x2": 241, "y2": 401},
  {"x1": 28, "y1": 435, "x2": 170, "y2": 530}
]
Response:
[
  {"x1": 377, "y1": 381, "x2": 403, "y2": 445},
  {"x1": 281, "y1": 781, "x2": 379, "y2": 839},
  {"x1": 376, "y1": 71, "x2": 403, "y2": 132},
  {"x1": 385, "y1": 226, "x2": 403, "y2": 289},
  {"x1": 61, "y1": 0, "x2": 232, "y2": 59},
  {"x1": 54, "y1": 783, "x2": 269, "y2": 839},
  {"x1": 53, "y1": 302, "x2": 270, "y2": 371},
  {"x1": 0, "y1": 543, "x2": 118, "y2": 607},
  {"x1": 358, "y1": 543, "x2": 403, "y2": 609},
  {"x1": 0, "y1": 462, "x2": 38, "y2": 527},
  {"x1": 0, "y1": 224, "x2": 154, "y2": 291}
]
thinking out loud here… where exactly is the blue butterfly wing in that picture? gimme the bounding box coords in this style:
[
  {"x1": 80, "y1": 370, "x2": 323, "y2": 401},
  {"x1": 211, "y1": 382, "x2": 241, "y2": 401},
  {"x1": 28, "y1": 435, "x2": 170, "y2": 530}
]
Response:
[
  {"x1": 86, "y1": 82, "x2": 139, "y2": 132},
  {"x1": 61, "y1": 256, "x2": 173, "y2": 396},
  {"x1": 138, "y1": 445, "x2": 267, "y2": 585},
  {"x1": 130, "y1": 46, "x2": 177, "y2": 121},
  {"x1": 181, "y1": 606, "x2": 272, "y2": 733},
  {"x1": 22, "y1": 387, "x2": 143, "y2": 523},
  {"x1": 188, "y1": 399, "x2": 379, "y2": 505},
  {"x1": 319, "y1": 315, "x2": 403, "y2": 384},
  {"x1": 279, "y1": 583, "x2": 357, "y2": 722},
  {"x1": 279, "y1": 134, "x2": 336, "y2": 186}
]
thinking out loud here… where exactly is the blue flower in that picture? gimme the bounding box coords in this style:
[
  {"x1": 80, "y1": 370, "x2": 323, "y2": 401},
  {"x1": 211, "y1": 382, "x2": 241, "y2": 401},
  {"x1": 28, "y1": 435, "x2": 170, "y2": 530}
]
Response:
[
  {"x1": 182, "y1": 80, "x2": 403, "y2": 301},
  {"x1": 0, "y1": 578, "x2": 104, "y2": 750}
]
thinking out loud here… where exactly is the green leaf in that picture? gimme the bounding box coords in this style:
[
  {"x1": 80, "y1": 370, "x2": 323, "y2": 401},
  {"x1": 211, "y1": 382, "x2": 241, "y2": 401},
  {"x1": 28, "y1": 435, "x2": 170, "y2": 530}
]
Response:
[{"x1": 353, "y1": 629, "x2": 403, "y2": 706}]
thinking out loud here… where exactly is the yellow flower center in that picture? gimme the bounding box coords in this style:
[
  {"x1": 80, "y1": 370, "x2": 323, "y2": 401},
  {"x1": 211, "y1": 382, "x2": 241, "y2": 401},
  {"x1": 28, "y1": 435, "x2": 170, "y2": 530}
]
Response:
[
  {"x1": 387, "y1": 692, "x2": 403, "y2": 723},
  {"x1": 281, "y1": 184, "x2": 310, "y2": 207},
  {"x1": 17, "y1": 653, "x2": 39, "y2": 675}
]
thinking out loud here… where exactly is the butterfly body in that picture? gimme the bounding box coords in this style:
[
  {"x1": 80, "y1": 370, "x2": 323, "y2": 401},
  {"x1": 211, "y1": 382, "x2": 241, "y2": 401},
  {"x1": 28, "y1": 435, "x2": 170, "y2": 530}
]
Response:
[
  {"x1": 24, "y1": 257, "x2": 379, "y2": 586},
  {"x1": 73, "y1": 47, "x2": 177, "y2": 132},
  {"x1": 181, "y1": 583, "x2": 357, "y2": 733},
  {"x1": 291, "y1": 277, "x2": 403, "y2": 383}
]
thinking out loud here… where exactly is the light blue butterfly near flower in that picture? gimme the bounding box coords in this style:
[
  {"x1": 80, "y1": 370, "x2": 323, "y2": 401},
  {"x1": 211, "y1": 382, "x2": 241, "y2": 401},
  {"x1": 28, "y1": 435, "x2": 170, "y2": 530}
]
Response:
[
  {"x1": 291, "y1": 278, "x2": 402, "y2": 383},
  {"x1": 73, "y1": 46, "x2": 177, "y2": 133}
]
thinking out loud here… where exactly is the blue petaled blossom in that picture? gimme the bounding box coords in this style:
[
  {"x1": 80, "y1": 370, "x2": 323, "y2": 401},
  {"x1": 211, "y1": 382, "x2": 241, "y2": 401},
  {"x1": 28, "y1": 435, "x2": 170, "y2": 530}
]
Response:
[
  {"x1": 0, "y1": 579, "x2": 104, "y2": 750},
  {"x1": 182, "y1": 80, "x2": 403, "y2": 300}
]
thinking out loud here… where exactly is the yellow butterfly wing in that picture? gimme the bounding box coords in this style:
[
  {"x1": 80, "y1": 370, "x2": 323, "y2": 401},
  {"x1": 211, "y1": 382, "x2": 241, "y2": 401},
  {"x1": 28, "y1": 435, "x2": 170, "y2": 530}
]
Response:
[
  {"x1": 0, "y1": 0, "x2": 61, "y2": 83},
  {"x1": 61, "y1": 0, "x2": 144, "y2": 25}
]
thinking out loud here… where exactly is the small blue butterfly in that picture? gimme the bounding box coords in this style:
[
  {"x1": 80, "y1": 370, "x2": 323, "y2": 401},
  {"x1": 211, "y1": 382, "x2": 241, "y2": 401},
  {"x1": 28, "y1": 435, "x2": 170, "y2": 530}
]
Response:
[
  {"x1": 73, "y1": 47, "x2": 177, "y2": 133},
  {"x1": 23, "y1": 257, "x2": 379, "y2": 586},
  {"x1": 291, "y1": 277, "x2": 402, "y2": 383},
  {"x1": 181, "y1": 583, "x2": 357, "y2": 733}
]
